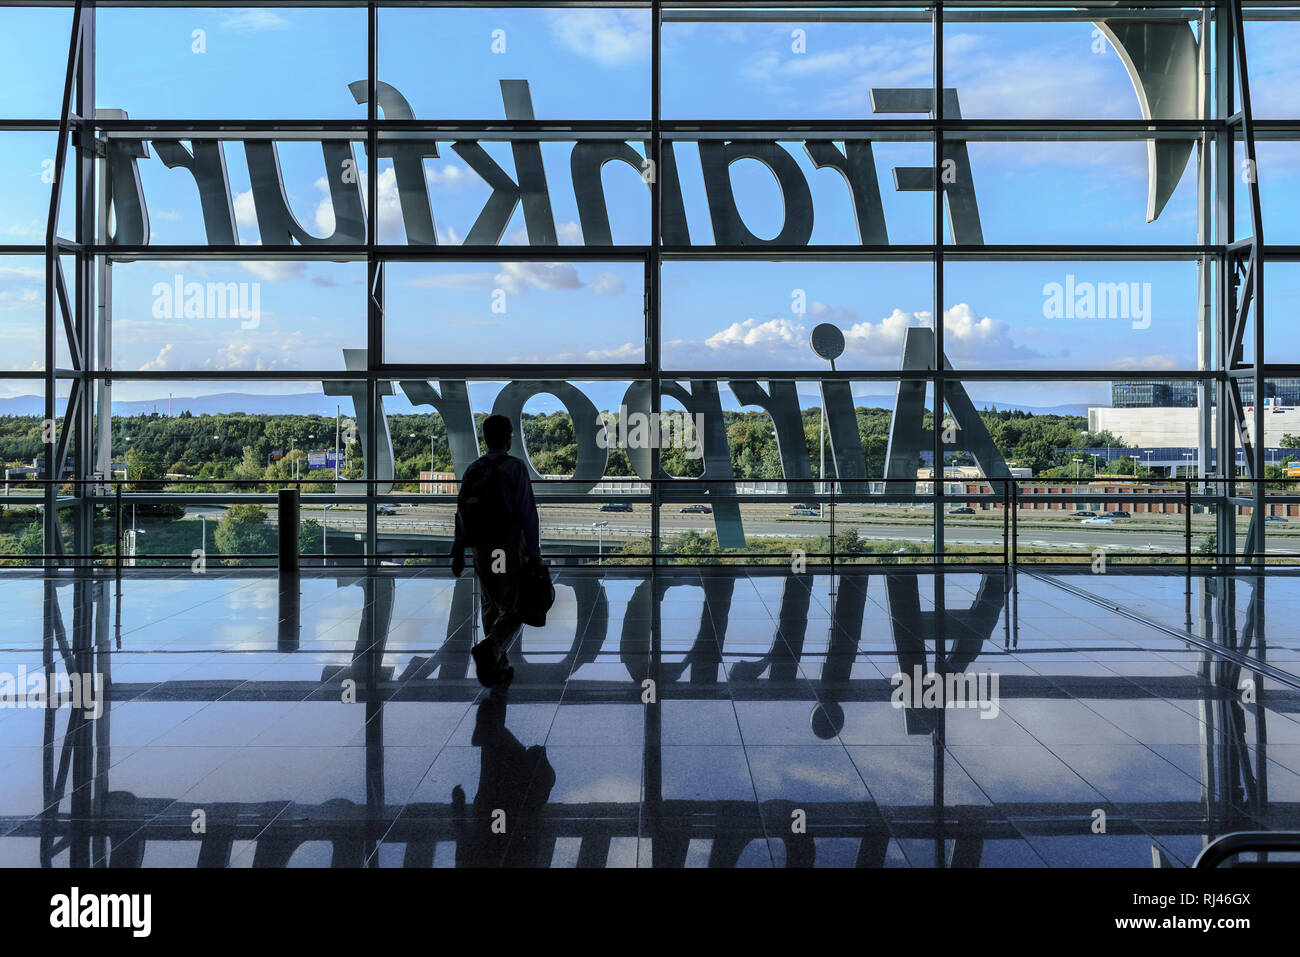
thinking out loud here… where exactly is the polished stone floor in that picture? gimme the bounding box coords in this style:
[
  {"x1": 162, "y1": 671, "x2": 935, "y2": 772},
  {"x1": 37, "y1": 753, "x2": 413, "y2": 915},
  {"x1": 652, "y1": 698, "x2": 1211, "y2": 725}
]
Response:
[{"x1": 1, "y1": 565, "x2": 1297, "y2": 867}]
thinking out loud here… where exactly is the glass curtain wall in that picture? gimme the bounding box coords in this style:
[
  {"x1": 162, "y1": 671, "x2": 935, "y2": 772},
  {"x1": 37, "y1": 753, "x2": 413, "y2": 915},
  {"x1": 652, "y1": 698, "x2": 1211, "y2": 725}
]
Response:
[{"x1": 2, "y1": 2, "x2": 1297, "y2": 566}]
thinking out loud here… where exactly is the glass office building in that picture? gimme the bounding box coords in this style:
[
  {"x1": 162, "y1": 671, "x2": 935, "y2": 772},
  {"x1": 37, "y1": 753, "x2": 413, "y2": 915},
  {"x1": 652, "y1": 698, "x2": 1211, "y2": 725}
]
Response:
[{"x1": 1115, "y1": 378, "x2": 1300, "y2": 407}]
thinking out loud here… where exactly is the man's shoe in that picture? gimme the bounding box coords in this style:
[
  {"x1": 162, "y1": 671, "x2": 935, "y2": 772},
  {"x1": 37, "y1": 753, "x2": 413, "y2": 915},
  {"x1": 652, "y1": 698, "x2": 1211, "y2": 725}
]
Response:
[{"x1": 471, "y1": 641, "x2": 499, "y2": 688}]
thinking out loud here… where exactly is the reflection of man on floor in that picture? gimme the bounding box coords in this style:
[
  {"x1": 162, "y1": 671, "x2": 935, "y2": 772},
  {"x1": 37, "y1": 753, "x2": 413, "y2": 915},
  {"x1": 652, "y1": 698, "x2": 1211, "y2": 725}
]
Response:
[{"x1": 453, "y1": 690, "x2": 555, "y2": 867}]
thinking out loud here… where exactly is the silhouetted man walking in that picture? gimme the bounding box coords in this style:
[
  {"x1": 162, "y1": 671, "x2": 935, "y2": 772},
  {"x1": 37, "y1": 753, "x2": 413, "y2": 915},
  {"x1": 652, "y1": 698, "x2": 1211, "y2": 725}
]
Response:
[{"x1": 451, "y1": 414, "x2": 540, "y2": 687}]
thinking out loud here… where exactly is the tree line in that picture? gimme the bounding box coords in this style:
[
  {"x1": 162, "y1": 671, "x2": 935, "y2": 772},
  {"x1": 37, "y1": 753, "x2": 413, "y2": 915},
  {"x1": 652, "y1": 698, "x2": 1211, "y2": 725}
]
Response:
[{"x1": 0, "y1": 405, "x2": 1146, "y2": 489}]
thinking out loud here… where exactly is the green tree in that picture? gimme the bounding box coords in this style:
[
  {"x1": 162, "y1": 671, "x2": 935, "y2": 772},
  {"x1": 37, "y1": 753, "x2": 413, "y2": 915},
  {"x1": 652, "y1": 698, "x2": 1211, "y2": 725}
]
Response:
[
  {"x1": 232, "y1": 446, "x2": 266, "y2": 482},
  {"x1": 213, "y1": 504, "x2": 276, "y2": 565},
  {"x1": 299, "y1": 518, "x2": 323, "y2": 556},
  {"x1": 18, "y1": 520, "x2": 43, "y2": 555}
]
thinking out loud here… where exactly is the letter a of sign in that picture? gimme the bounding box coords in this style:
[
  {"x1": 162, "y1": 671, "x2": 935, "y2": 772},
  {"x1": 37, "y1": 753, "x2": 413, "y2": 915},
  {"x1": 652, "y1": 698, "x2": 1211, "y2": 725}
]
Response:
[{"x1": 883, "y1": 327, "x2": 1011, "y2": 482}]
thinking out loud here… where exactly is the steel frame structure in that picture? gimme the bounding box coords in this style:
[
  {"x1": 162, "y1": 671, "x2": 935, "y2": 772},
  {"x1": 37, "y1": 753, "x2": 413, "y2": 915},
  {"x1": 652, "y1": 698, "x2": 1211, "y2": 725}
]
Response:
[{"x1": 4, "y1": 0, "x2": 1287, "y2": 566}]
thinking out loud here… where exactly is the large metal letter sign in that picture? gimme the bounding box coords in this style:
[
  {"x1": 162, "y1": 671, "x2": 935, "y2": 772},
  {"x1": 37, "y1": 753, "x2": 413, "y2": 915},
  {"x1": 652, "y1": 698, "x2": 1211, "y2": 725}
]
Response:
[
  {"x1": 89, "y1": 19, "x2": 1202, "y2": 555},
  {"x1": 871, "y1": 88, "x2": 983, "y2": 245},
  {"x1": 1093, "y1": 16, "x2": 1199, "y2": 221},
  {"x1": 323, "y1": 350, "x2": 396, "y2": 493},
  {"x1": 885, "y1": 328, "x2": 1011, "y2": 483}
]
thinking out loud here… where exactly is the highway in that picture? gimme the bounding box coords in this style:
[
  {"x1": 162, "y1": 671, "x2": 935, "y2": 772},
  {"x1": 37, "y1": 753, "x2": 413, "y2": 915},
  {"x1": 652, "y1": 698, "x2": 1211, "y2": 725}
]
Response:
[{"x1": 175, "y1": 502, "x2": 1300, "y2": 556}]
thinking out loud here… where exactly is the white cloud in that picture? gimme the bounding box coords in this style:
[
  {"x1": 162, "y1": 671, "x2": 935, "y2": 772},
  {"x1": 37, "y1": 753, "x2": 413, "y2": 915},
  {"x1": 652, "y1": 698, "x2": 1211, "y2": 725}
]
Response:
[
  {"x1": 435, "y1": 225, "x2": 464, "y2": 246},
  {"x1": 115, "y1": 319, "x2": 348, "y2": 373},
  {"x1": 941, "y1": 29, "x2": 1139, "y2": 121},
  {"x1": 494, "y1": 261, "x2": 582, "y2": 295},
  {"x1": 6, "y1": 220, "x2": 44, "y2": 239},
  {"x1": 547, "y1": 10, "x2": 650, "y2": 66},
  {"x1": 582, "y1": 342, "x2": 641, "y2": 362},
  {"x1": 168, "y1": 261, "x2": 214, "y2": 280},
  {"x1": 404, "y1": 262, "x2": 625, "y2": 297},
  {"x1": 240, "y1": 261, "x2": 307, "y2": 282},
  {"x1": 139, "y1": 342, "x2": 176, "y2": 371},
  {"x1": 406, "y1": 271, "x2": 496, "y2": 291},
  {"x1": 808, "y1": 301, "x2": 860, "y2": 324},
  {"x1": 220, "y1": 10, "x2": 288, "y2": 32},
  {"x1": 738, "y1": 36, "x2": 933, "y2": 115},
  {"x1": 588, "y1": 271, "x2": 626, "y2": 296},
  {"x1": 495, "y1": 341, "x2": 644, "y2": 364},
  {"x1": 502, "y1": 221, "x2": 585, "y2": 245},
  {"x1": 0, "y1": 288, "x2": 39, "y2": 311},
  {"x1": 313, "y1": 177, "x2": 335, "y2": 235},
  {"x1": 848, "y1": 303, "x2": 1042, "y2": 362},
  {"x1": 706, "y1": 317, "x2": 805, "y2": 350},
  {"x1": 359, "y1": 167, "x2": 410, "y2": 243},
  {"x1": 1114, "y1": 354, "x2": 1176, "y2": 371},
  {"x1": 733, "y1": 24, "x2": 1148, "y2": 140},
  {"x1": 933, "y1": 302, "x2": 1039, "y2": 358},
  {"x1": 840, "y1": 308, "x2": 916, "y2": 354},
  {"x1": 694, "y1": 302, "x2": 1040, "y2": 366},
  {"x1": 427, "y1": 163, "x2": 475, "y2": 191},
  {"x1": 233, "y1": 189, "x2": 258, "y2": 232}
]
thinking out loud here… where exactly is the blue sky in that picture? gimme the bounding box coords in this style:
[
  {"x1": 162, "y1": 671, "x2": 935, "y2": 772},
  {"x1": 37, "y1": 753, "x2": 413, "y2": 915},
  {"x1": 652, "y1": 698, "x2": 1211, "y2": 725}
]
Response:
[{"x1": 1, "y1": 6, "x2": 1299, "y2": 412}]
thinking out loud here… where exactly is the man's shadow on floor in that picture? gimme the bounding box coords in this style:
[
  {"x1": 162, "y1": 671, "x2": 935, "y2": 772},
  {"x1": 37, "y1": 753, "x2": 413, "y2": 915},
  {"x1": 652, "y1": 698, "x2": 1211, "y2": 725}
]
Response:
[{"x1": 453, "y1": 688, "x2": 556, "y2": 867}]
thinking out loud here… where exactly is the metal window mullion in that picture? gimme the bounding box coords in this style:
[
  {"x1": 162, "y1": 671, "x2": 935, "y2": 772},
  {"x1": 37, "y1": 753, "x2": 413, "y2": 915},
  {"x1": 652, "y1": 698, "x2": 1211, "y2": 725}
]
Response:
[
  {"x1": 933, "y1": 0, "x2": 945, "y2": 566},
  {"x1": 1216, "y1": 0, "x2": 1235, "y2": 562},
  {"x1": 1232, "y1": 0, "x2": 1266, "y2": 558},
  {"x1": 1197, "y1": 4, "x2": 1214, "y2": 489},
  {"x1": 365, "y1": 1, "x2": 379, "y2": 563},
  {"x1": 74, "y1": 4, "x2": 95, "y2": 566},
  {"x1": 46, "y1": 0, "x2": 84, "y2": 567},
  {"x1": 650, "y1": 0, "x2": 662, "y2": 569}
]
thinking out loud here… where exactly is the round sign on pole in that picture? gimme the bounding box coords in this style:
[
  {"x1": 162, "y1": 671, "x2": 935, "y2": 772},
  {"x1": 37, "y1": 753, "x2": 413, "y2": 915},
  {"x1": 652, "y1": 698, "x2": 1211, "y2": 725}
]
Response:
[{"x1": 809, "y1": 323, "x2": 845, "y2": 362}]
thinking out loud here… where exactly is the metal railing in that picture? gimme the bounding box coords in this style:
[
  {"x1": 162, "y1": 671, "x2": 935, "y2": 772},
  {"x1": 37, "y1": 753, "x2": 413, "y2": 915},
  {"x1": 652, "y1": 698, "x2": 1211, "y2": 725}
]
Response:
[
  {"x1": 1195, "y1": 831, "x2": 1300, "y2": 868},
  {"x1": 3, "y1": 475, "x2": 1300, "y2": 569}
]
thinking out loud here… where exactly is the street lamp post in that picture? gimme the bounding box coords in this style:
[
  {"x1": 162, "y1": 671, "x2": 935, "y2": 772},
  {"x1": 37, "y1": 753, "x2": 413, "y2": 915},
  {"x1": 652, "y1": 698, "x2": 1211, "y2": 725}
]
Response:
[
  {"x1": 819, "y1": 405, "x2": 825, "y2": 514},
  {"x1": 1073, "y1": 457, "x2": 1082, "y2": 481},
  {"x1": 334, "y1": 404, "x2": 341, "y2": 484},
  {"x1": 809, "y1": 324, "x2": 844, "y2": 520},
  {"x1": 409, "y1": 431, "x2": 437, "y2": 493},
  {"x1": 593, "y1": 521, "x2": 608, "y2": 564},
  {"x1": 411, "y1": 431, "x2": 439, "y2": 492}
]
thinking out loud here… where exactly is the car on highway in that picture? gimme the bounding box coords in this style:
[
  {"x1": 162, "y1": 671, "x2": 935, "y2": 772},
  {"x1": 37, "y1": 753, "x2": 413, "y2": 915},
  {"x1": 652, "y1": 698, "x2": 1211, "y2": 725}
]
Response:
[
  {"x1": 1081, "y1": 517, "x2": 1115, "y2": 525},
  {"x1": 1103, "y1": 510, "x2": 1131, "y2": 519},
  {"x1": 1266, "y1": 514, "x2": 1290, "y2": 523},
  {"x1": 599, "y1": 502, "x2": 633, "y2": 512},
  {"x1": 948, "y1": 506, "x2": 975, "y2": 515},
  {"x1": 793, "y1": 503, "x2": 819, "y2": 511},
  {"x1": 789, "y1": 508, "x2": 819, "y2": 516},
  {"x1": 1074, "y1": 510, "x2": 1098, "y2": 518},
  {"x1": 376, "y1": 505, "x2": 397, "y2": 515},
  {"x1": 680, "y1": 504, "x2": 712, "y2": 513}
]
